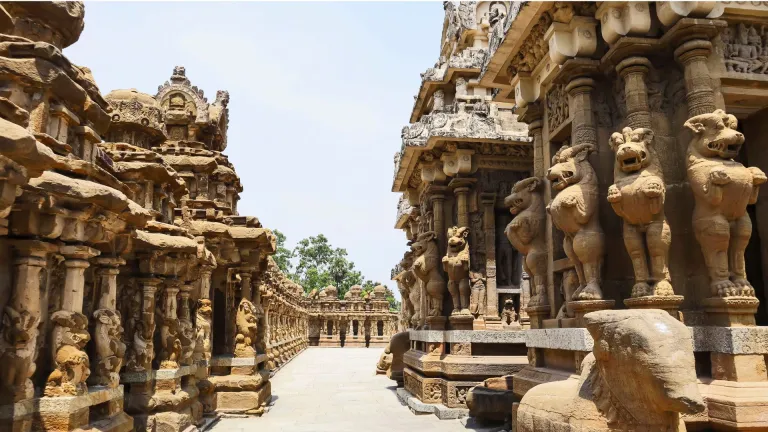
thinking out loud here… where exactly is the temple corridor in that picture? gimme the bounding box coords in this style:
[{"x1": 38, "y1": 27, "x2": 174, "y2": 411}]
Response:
[{"x1": 211, "y1": 348, "x2": 471, "y2": 432}]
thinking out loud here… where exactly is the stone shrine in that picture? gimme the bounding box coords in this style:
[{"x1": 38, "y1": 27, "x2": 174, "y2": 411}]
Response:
[{"x1": 384, "y1": 1, "x2": 768, "y2": 431}]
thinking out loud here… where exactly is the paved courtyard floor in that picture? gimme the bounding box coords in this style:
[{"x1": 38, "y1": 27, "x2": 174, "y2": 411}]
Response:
[{"x1": 210, "y1": 347, "x2": 474, "y2": 432}]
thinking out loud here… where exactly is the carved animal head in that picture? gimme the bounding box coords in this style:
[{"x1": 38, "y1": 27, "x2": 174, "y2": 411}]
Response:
[
  {"x1": 197, "y1": 299, "x2": 212, "y2": 318},
  {"x1": 547, "y1": 144, "x2": 595, "y2": 191},
  {"x1": 399, "y1": 250, "x2": 414, "y2": 269},
  {"x1": 412, "y1": 231, "x2": 437, "y2": 256},
  {"x1": 2, "y1": 307, "x2": 38, "y2": 347},
  {"x1": 51, "y1": 311, "x2": 91, "y2": 349},
  {"x1": 585, "y1": 310, "x2": 705, "y2": 423},
  {"x1": 684, "y1": 109, "x2": 744, "y2": 160},
  {"x1": 447, "y1": 226, "x2": 469, "y2": 252},
  {"x1": 505, "y1": 177, "x2": 542, "y2": 214},
  {"x1": 609, "y1": 127, "x2": 654, "y2": 173}
]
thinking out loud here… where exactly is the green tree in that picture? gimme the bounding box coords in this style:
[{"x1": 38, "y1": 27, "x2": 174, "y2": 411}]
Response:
[
  {"x1": 272, "y1": 229, "x2": 293, "y2": 274},
  {"x1": 292, "y1": 234, "x2": 363, "y2": 298}
]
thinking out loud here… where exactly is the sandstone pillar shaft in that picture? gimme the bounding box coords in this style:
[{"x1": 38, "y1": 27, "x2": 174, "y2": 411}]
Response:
[
  {"x1": 530, "y1": 119, "x2": 544, "y2": 177},
  {"x1": 199, "y1": 265, "x2": 213, "y2": 299},
  {"x1": 481, "y1": 193, "x2": 499, "y2": 320},
  {"x1": 0, "y1": 241, "x2": 56, "y2": 403},
  {"x1": 138, "y1": 278, "x2": 161, "y2": 370},
  {"x1": 617, "y1": 57, "x2": 652, "y2": 129},
  {"x1": 60, "y1": 245, "x2": 100, "y2": 313},
  {"x1": 674, "y1": 40, "x2": 716, "y2": 117}
]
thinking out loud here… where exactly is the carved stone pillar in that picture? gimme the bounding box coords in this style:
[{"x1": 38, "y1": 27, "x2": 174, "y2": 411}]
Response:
[
  {"x1": 90, "y1": 257, "x2": 127, "y2": 388},
  {"x1": 519, "y1": 271, "x2": 531, "y2": 324},
  {"x1": 520, "y1": 102, "x2": 544, "y2": 177},
  {"x1": 480, "y1": 193, "x2": 500, "y2": 323},
  {"x1": 178, "y1": 284, "x2": 195, "y2": 366},
  {"x1": 617, "y1": 56, "x2": 652, "y2": 129},
  {"x1": 60, "y1": 245, "x2": 101, "y2": 313},
  {"x1": 449, "y1": 178, "x2": 476, "y2": 228},
  {"x1": 45, "y1": 245, "x2": 100, "y2": 397},
  {"x1": 133, "y1": 278, "x2": 160, "y2": 371},
  {"x1": 430, "y1": 186, "x2": 448, "y2": 253},
  {"x1": 199, "y1": 265, "x2": 213, "y2": 299},
  {"x1": 565, "y1": 77, "x2": 598, "y2": 148},
  {"x1": 158, "y1": 279, "x2": 181, "y2": 369},
  {"x1": 239, "y1": 271, "x2": 252, "y2": 300},
  {"x1": 674, "y1": 40, "x2": 716, "y2": 117},
  {"x1": 0, "y1": 240, "x2": 57, "y2": 403}
]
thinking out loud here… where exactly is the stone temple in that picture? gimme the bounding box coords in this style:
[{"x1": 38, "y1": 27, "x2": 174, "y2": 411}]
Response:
[
  {"x1": 0, "y1": 1, "x2": 767, "y2": 432},
  {"x1": 385, "y1": 1, "x2": 768, "y2": 431}
]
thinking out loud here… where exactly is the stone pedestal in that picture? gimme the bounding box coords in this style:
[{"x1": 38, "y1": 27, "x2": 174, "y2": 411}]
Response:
[
  {"x1": 526, "y1": 305, "x2": 550, "y2": 330},
  {"x1": 426, "y1": 316, "x2": 447, "y2": 330},
  {"x1": 449, "y1": 314, "x2": 474, "y2": 330},
  {"x1": 701, "y1": 297, "x2": 760, "y2": 327},
  {"x1": 571, "y1": 300, "x2": 615, "y2": 327},
  {"x1": 624, "y1": 295, "x2": 684, "y2": 319}
]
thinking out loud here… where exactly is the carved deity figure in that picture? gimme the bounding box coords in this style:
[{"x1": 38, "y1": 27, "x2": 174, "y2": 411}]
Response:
[
  {"x1": 45, "y1": 311, "x2": 91, "y2": 397},
  {"x1": 469, "y1": 272, "x2": 486, "y2": 318},
  {"x1": 0, "y1": 306, "x2": 39, "y2": 403},
  {"x1": 159, "y1": 318, "x2": 182, "y2": 369},
  {"x1": 517, "y1": 310, "x2": 705, "y2": 431},
  {"x1": 443, "y1": 226, "x2": 471, "y2": 315},
  {"x1": 235, "y1": 298, "x2": 259, "y2": 357},
  {"x1": 194, "y1": 299, "x2": 212, "y2": 361},
  {"x1": 607, "y1": 127, "x2": 673, "y2": 298},
  {"x1": 412, "y1": 231, "x2": 445, "y2": 318},
  {"x1": 504, "y1": 177, "x2": 548, "y2": 306},
  {"x1": 546, "y1": 144, "x2": 605, "y2": 300},
  {"x1": 685, "y1": 110, "x2": 766, "y2": 297},
  {"x1": 91, "y1": 309, "x2": 126, "y2": 388},
  {"x1": 723, "y1": 23, "x2": 761, "y2": 73}
]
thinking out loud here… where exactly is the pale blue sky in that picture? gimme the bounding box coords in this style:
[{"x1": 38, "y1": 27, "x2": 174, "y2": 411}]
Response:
[{"x1": 65, "y1": 2, "x2": 444, "y2": 297}]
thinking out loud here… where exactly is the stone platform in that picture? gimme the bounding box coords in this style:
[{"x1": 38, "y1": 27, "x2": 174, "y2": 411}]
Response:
[{"x1": 400, "y1": 329, "x2": 528, "y2": 419}]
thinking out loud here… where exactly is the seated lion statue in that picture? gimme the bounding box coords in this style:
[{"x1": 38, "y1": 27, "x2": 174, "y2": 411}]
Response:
[{"x1": 517, "y1": 309, "x2": 704, "y2": 432}]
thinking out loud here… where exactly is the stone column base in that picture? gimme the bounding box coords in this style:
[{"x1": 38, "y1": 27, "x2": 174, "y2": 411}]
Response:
[
  {"x1": 426, "y1": 316, "x2": 447, "y2": 330},
  {"x1": 571, "y1": 300, "x2": 615, "y2": 327},
  {"x1": 526, "y1": 305, "x2": 550, "y2": 329},
  {"x1": 449, "y1": 314, "x2": 474, "y2": 330},
  {"x1": 701, "y1": 297, "x2": 760, "y2": 327},
  {"x1": 624, "y1": 295, "x2": 684, "y2": 319}
]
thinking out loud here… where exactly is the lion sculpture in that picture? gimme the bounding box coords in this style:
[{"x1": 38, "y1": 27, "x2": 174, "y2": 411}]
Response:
[
  {"x1": 443, "y1": 226, "x2": 471, "y2": 315},
  {"x1": 412, "y1": 231, "x2": 445, "y2": 319},
  {"x1": 194, "y1": 299, "x2": 212, "y2": 361},
  {"x1": 45, "y1": 311, "x2": 91, "y2": 397},
  {"x1": 235, "y1": 298, "x2": 259, "y2": 357},
  {"x1": 517, "y1": 309, "x2": 705, "y2": 431},
  {"x1": 608, "y1": 127, "x2": 673, "y2": 298},
  {"x1": 685, "y1": 109, "x2": 766, "y2": 297},
  {"x1": 91, "y1": 309, "x2": 126, "y2": 387},
  {"x1": 394, "y1": 250, "x2": 418, "y2": 328},
  {"x1": 0, "y1": 306, "x2": 39, "y2": 403},
  {"x1": 504, "y1": 177, "x2": 548, "y2": 306},
  {"x1": 546, "y1": 144, "x2": 605, "y2": 300}
]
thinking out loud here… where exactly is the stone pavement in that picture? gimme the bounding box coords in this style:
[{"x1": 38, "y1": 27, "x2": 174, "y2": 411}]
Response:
[{"x1": 210, "y1": 347, "x2": 475, "y2": 432}]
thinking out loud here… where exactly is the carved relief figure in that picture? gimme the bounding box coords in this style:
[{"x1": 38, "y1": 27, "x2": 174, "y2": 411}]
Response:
[
  {"x1": 504, "y1": 177, "x2": 548, "y2": 306},
  {"x1": 194, "y1": 299, "x2": 212, "y2": 361},
  {"x1": 517, "y1": 310, "x2": 705, "y2": 431},
  {"x1": 412, "y1": 231, "x2": 445, "y2": 318},
  {"x1": 443, "y1": 226, "x2": 471, "y2": 315},
  {"x1": 235, "y1": 298, "x2": 259, "y2": 357},
  {"x1": 45, "y1": 311, "x2": 91, "y2": 397},
  {"x1": 469, "y1": 272, "x2": 486, "y2": 318},
  {"x1": 607, "y1": 127, "x2": 673, "y2": 298},
  {"x1": 502, "y1": 298, "x2": 519, "y2": 327},
  {"x1": 159, "y1": 318, "x2": 182, "y2": 369},
  {"x1": 125, "y1": 320, "x2": 154, "y2": 372},
  {"x1": 685, "y1": 110, "x2": 766, "y2": 297},
  {"x1": 0, "y1": 306, "x2": 39, "y2": 402},
  {"x1": 396, "y1": 251, "x2": 417, "y2": 328},
  {"x1": 546, "y1": 145, "x2": 605, "y2": 300},
  {"x1": 91, "y1": 309, "x2": 126, "y2": 387}
]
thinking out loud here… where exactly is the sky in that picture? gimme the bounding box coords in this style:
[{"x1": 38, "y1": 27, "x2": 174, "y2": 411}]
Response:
[{"x1": 65, "y1": 2, "x2": 445, "y2": 299}]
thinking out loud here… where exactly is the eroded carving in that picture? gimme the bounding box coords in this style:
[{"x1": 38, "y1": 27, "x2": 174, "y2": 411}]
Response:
[
  {"x1": 685, "y1": 110, "x2": 766, "y2": 297},
  {"x1": 443, "y1": 226, "x2": 471, "y2": 315},
  {"x1": 45, "y1": 311, "x2": 91, "y2": 397},
  {"x1": 608, "y1": 127, "x2": 673, "y2": 298},
  {"x1": 547, "y1": 144, "x2": 605, "y2": 300},
  {"x1": 412, "y1": 231, "x2": 445, "y2": 318}
]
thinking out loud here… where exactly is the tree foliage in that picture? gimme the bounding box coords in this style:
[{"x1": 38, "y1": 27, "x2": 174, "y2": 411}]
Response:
[
  {"x1": 272, "y1": 229, "x2": 293, "y2": 274},
  {"x1": 271, "y1": 231, "x2": 401, "y2": 309},
  {"x1": 290, "y1": 234, "x2": 362, "y2": 298}
]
